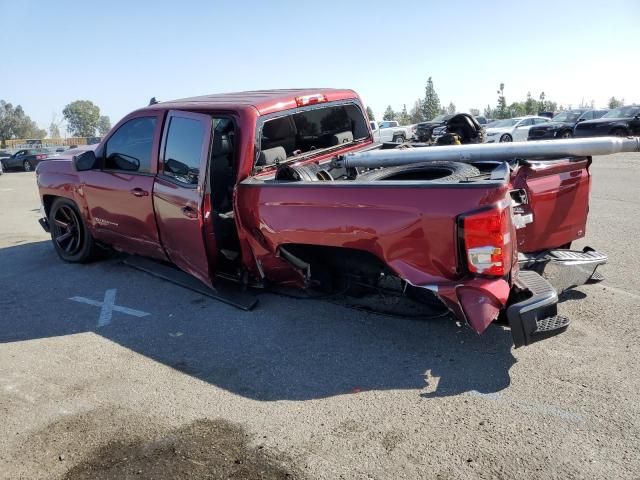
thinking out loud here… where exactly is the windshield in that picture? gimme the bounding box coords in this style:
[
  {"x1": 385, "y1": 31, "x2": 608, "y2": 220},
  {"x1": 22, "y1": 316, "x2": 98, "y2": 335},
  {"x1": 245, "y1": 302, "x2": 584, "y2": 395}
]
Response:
[
  {"x1": 488, "y1": 119, "x2": 519, "y2": 128},
  {"x1": 430, "y1": 115, "x2": 446, "y2": 122},
  {"x1": 602, "y1": 106, "x2": 640, "y2": 118},
  {"x1": 551, "y1": 111, "x2": 583, "y2": 123},
  {"x1": 260, "y1": 103, "x2": 369, "y2": 161}
]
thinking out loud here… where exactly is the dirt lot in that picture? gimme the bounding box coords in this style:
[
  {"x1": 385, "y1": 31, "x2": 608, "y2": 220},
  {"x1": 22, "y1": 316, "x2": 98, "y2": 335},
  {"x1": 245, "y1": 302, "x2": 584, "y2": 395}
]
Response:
[{"x1": 1, "y1": 154, "x2": 639, "y2": 479}]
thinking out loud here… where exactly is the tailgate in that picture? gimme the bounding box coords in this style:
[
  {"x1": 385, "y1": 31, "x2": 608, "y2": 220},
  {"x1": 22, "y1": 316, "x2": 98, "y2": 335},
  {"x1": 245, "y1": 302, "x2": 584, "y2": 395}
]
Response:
[{"x1": 512, "y1": 157, "x2": 591, "y2": 253}]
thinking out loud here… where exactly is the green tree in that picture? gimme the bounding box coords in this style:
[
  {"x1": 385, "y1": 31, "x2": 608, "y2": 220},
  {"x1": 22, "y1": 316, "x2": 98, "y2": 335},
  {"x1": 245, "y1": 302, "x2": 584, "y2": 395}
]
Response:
[
  {"x1": 469, "y1": 108, "x2": 480, "y2": 117},
  {"x1": 509, "y1": 102, "x2": 526, "y2": 117},
  {"x1": 382, "y1": 105, "x2": 396, "y2": 121},
  {"x1": 397, "y1": 104, "x2": 411, "y2": 125},
  {"x1": 524, "y1": 92, "x2": 536, "y2": 115},
  {"x1": 63, "y1": 100, "x2": 101, "y2": 137},
  {"x1": 366, "y1": 106, "x2": 375, "y2": 121},
  {"x1": 446, "y1": 102, "x2": 456, "y2": 115},
  {"x1": 422, "y1": 77, "x2": 441, "y2": 120},
  {"x1": 97, "y1": 116, "x2": 111, "y2": 136},
  {"x1": 608, "y1": 97, "x2": 624, "y2": 109},
  {"x1": 496, "y1": 83, "x2": 507, "y2": 119},
  {"x1": 484, "y1": 104, "x2": 495, "y2": 118},
  {"x1": 537, "y1": 92, "x2": 557, "y2": 113},
  {"x1": 0, "y1": 100, "x2": 46, "y2": 141},
  {"x1": 49, "y1": 121, "x2": 61, "y2": 138},
  {"x1": 409, "y1": 99, "x2": 425, "y2": 123}
]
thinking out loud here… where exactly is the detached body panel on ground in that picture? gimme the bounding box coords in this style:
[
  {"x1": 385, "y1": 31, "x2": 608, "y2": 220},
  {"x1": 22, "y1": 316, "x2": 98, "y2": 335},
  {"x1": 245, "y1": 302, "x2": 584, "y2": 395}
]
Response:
[{"x1": 36, "y1": 89, "x2": 611, "y2": 347}]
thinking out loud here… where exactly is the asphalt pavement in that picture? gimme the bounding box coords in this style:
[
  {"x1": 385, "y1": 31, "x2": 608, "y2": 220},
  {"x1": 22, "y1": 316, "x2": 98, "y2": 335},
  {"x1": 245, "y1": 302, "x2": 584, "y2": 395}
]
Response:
[{"x1": 1, "y1": 154, "x2": 639, "y2": 479}]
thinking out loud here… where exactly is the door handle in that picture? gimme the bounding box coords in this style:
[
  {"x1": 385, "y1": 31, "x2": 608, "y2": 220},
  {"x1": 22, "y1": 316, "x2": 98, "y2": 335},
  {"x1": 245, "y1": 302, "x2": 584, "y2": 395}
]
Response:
[
  {"x1": 181, "y1": 206, "x2": 198, "y2": 219},
  {"x1": 130, "y1": 188, "x2": 149, "y2": 197}
]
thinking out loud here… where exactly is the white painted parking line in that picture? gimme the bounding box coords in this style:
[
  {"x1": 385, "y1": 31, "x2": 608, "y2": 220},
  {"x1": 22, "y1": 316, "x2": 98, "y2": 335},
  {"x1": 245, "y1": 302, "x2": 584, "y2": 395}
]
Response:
[{"x1": 69, "y1": 288, "x2": 150, "y2": 327}]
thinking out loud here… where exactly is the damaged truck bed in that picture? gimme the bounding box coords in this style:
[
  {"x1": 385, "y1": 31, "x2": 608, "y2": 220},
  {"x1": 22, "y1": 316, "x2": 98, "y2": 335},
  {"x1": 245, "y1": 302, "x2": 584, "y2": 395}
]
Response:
[{"x1": 35, "y1": 89, "x2": 639, "y2": 347}]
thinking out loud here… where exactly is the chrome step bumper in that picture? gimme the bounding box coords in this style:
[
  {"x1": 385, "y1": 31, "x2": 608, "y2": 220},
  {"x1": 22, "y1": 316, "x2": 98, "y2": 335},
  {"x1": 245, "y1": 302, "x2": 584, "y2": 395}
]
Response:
[{"x1": 519, "y1": 247, "x2": 607, "y2": 293}]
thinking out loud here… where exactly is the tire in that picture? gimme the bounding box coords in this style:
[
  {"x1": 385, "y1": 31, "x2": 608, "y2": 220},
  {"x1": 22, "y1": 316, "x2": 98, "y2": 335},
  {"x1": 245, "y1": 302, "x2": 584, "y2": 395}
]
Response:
[
  {"x1": 560, "y1": 130, "x2": 572, "y2": 139},
  {"x1": 499, "y1": 134, "x2": 513, "y2": 142},
  {"x1": 23, "y1": 160, "x2": 33, "y2": 171},
  {"x1": 49, "y1": 198, "x2": 97, "y2": 263},
  {"x1": 392, "y1": 135, "x2": 405, "y2": 144},
  {"x1": 356, "y1": 161, "x2": 481, "y2": 183},
  {"x1": 611, "y1": 128, "x2": 628, "y2": 137}
]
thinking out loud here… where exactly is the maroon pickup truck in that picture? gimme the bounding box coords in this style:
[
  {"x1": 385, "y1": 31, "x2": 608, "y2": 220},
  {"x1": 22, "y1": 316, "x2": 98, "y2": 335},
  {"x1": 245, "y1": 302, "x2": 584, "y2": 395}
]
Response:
[{"x1": 35, "y1": 89, "x2": 638, "y2": 347}]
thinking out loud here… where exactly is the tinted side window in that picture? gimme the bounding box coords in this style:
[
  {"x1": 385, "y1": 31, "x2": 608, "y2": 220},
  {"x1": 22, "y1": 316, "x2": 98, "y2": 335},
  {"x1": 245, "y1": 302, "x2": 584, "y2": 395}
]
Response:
[
  {"x1": 534, "y1": 118, "x2": 548, "y2": 124},
  {"x1": 105, "y1": 117, "x2": 156, "y2": 173},
  {"x1": 581, "y1": 111, "x2": 594, "y2": 121},
  {"x1": 163, "y1": 116, "x2": 205, "y2": 185}
]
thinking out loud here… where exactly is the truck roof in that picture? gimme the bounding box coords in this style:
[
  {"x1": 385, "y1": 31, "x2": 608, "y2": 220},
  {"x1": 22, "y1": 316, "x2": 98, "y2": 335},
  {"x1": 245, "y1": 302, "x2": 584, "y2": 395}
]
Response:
[{"x1": 144, "y1": 88, "x2": 359, "y2": 116}]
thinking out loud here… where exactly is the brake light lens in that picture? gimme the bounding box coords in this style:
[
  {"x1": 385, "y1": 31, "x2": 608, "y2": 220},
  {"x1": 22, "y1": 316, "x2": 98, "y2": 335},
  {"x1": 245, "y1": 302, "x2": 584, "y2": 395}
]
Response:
[
  {"x1": 36, "y1": 154, "x2": 46, "y2": 160},
  {"x1": 462, "y1": 206, "x2": 511, "y2": 277},
  {"x1": 295, "y1": 94, "x2": 328, "y2": 107}
]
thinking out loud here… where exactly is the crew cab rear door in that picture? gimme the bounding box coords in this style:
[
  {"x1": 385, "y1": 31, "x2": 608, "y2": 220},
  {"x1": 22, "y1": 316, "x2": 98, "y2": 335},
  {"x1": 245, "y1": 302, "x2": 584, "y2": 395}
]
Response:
[
  {"x1": 153, "y1": 111, "x2": 214, "y2": 288},
  {"x1": 511, "y1": 157, "x2": 591, "y2": 253}
]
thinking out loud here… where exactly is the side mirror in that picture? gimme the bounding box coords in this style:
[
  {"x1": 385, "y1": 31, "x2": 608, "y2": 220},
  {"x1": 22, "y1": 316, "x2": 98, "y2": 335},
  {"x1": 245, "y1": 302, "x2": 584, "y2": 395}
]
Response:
[
  {"x1": 73, "y1": 150, "x2": 98, "y2": 171},
  {"x1": 576, "y1": 118, "x2": 585, "y2": 123}
]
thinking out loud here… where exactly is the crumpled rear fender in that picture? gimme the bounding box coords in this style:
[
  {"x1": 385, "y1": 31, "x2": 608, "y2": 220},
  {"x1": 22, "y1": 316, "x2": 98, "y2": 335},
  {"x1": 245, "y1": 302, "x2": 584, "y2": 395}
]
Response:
[{"x1": 434, "y1": 278, "x2": 511, "y2": 334}]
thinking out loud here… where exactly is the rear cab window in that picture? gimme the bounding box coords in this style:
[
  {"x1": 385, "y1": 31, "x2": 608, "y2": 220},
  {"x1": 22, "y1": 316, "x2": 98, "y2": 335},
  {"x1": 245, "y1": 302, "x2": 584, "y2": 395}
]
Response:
[{"x1": 258, "y1": 103, "x2": 368, "y2": 166}]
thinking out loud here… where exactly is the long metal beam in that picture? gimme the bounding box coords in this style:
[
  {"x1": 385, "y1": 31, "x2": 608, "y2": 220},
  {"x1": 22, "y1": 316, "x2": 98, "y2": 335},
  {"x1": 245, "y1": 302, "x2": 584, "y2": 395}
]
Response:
[{"x1": 335, "y1": 136, "x2": 640, "y2": 169}]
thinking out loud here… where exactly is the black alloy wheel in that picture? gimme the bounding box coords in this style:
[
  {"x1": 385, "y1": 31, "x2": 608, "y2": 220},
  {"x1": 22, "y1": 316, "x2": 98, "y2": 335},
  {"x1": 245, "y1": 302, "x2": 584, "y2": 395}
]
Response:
[
  {"x1": 52, "y1": 204, "x2": 83, "y2": 256},
  {"x1": 49, "y1": 199, "x2": 96, "y2": 262}
]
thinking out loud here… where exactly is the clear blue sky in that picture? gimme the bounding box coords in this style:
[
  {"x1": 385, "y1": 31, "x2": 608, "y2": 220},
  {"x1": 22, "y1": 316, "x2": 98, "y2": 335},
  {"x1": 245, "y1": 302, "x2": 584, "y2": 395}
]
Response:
[{"x1": 1, "y1": 0, "x2": 637, "y2": 133}]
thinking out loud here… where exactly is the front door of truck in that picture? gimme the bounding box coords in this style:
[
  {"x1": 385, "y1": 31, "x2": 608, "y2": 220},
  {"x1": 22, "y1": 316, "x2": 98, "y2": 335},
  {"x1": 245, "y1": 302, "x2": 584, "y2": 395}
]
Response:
[
  {"x1": 511, "y1": 157, "x2": 591, "y2": 253},
  {"x1": 153, "y1": 111, "x2": 214, "y2": 288},
  {"x1": 81, "y1": 113, "x2": 166, "y2": 259}
]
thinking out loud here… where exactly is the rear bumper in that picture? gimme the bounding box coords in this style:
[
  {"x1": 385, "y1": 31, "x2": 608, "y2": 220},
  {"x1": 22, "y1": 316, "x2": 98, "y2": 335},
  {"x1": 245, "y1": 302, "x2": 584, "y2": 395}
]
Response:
[
  {"x1": 507, "y1": 270, "x2": 567, "y2": 348},
  {"x1": 508, "y1": 247, "x2": 607, "y2": 347},
  {"x1": 520, "y1": 247, "x2": 607, "y2": 293}
]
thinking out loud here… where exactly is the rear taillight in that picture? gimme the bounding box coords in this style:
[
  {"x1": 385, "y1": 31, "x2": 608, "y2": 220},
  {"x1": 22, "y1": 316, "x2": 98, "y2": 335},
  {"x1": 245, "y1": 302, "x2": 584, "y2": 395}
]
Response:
[
  {"x1": 462, "y1": 206, "x2": 511, "y2": 277},
  {"x1": 36, "y1": 154, "x2": 46, "y2": 160}
]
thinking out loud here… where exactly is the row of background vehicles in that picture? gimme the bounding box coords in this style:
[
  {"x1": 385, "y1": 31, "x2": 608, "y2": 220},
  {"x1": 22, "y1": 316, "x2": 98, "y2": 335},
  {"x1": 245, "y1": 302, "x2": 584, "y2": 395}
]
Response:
[
  {"x1": 0, "y1": 146, "x2": 71, "y2": 174},
  {"x1": 2, "y1": 106, "x2": 638, "y2": 175},
  {"x1": 373, "y1": 105, "x2": 640, "y2": 146}
]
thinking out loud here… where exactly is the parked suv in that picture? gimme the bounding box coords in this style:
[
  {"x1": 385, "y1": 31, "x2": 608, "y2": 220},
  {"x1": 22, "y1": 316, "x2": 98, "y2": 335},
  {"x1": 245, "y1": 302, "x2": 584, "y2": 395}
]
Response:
[
  {"x1": 528, "y1": 109, "x2": 609, "y2": 140},
  {"x1": 574, "y1": 105, "x2": 640, "y2": 138}
]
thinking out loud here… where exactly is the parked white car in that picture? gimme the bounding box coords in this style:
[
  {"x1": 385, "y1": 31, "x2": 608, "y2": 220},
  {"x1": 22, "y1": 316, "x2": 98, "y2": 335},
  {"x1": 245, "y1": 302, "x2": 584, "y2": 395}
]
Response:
[
  {"x1": 484, "y1": 116, "x2": 550, "y2": 143},
  {"x1": 373, "y1": 120, "x2": 413, "y2": 143}
]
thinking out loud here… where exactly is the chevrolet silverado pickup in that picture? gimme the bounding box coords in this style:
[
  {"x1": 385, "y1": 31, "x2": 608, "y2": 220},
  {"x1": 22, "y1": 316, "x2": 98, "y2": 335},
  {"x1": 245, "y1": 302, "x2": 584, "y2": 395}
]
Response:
[{"x1": 35, "y1": 89, "x2": 638, "y2": 347}]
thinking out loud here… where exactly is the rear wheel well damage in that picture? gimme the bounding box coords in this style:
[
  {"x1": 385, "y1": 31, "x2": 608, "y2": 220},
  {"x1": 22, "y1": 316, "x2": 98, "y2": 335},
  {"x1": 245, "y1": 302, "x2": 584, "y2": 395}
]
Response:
[{"x1": 277, "y1": 243, "x2": 444, "y2": 307}]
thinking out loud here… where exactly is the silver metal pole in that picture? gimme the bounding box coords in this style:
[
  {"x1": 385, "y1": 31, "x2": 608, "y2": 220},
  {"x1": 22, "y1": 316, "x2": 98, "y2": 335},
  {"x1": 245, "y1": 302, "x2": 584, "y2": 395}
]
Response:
[{"x1": 336, "y1": 137, "x2": 640, "y2": 169}]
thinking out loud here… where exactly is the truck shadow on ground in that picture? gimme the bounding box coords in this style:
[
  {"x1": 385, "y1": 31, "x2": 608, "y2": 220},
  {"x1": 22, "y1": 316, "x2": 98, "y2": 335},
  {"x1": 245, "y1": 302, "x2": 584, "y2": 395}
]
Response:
[{"x1": 0, "y1": 241, "x2": 516, "y2": 401}]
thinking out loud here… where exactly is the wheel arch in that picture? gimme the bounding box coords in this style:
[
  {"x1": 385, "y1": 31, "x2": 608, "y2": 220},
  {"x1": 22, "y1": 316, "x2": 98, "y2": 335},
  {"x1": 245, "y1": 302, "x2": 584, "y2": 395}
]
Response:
[
  {"x1": 42, "y1": 193, "x2": 79, "y2": 217},
  {"x1": 609, "y1": 125, "x2": 629, "y2": 136}
]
